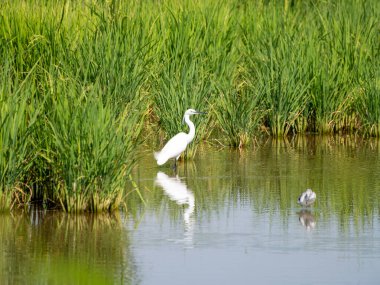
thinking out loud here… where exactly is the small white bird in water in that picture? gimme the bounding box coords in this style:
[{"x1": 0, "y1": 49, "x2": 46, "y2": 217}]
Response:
[
  {"x1": 154, "y1": 108, "x2": 206, "y2": 169},
  {"x1": 298, "y1": 189, "x2": 316, "y2": 207}
]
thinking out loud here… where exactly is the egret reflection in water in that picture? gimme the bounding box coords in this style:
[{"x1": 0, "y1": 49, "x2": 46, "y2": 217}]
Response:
[{"x1": 155, "y1": 171, "x2": 195, "y2": 247}]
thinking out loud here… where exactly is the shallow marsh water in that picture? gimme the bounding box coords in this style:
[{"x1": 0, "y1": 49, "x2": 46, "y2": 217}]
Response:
[{"x1": 1, "y1": 137, "x2": 380, "y2": 284}]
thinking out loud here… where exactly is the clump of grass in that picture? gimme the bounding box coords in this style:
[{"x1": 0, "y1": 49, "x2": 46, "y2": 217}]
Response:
[
  {"x1": 357, "y1": 79, "x2": 380, "y2": 136},
  {"x1": 0, "y1": 63, "x2": 39, "y2": 210},
  {"x1": 150, "y1": 3, "x2": 219, "y2": 159},
  {"x1": 305, "y1": 0, "x2": 378, "y2": 134},
  {"x1": 1, "y1": 0, "x2": 147, "y2": 212},
  {"x1": 257, "y1": 48, "x2": 311, "y2": 137},
  {"x1": 42, "y1": 83, "x2": 144, "y2": 212},
  {"x1": 212, "y1": 74, "x2": 264, "y2": 147},
  {"x1": 241, "y1": 1, "x2": 375, "y2": 136}
]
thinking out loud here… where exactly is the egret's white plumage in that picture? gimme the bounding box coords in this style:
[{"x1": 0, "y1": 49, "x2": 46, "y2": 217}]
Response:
[
  {"x1": 154, "y1": 108, "x2": 205, "y2": 167},
  {"x1": 297, "y1": 189, "x2": 316, "y2": 207}
]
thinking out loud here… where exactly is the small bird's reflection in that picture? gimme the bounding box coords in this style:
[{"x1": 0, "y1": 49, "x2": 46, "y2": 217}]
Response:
[
  {"x1": 297, "y1": 209, "x2": 316, "y2": 231},
  {"x1": 155, "y1": 171, "x2": 195, "y2": 248}
]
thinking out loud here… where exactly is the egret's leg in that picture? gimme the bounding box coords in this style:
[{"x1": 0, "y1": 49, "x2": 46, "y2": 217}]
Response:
[
  {"x1": 172, "y1": 158, "x2": 178, "y2": 171},
  {"x1": 172, "y1": 155, "x2": 181, "y2": 171}
]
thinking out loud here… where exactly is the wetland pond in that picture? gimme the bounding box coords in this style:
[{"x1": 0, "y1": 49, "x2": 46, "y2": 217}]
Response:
[{"x1": 1, "y1": 137, "x2": 380, "y2": 284}]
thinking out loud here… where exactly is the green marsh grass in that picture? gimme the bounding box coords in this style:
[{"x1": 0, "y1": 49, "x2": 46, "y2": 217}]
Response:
[
  {"x1": 0, "y1": 64, "x2": 40, "y2": 210},
  {"x1": 212, "y1": 78, "x2": 264, "y2": 147},
  {"x1": 1, "y1": 0, "x2": 147, "y2": 211},
  {"x1": 44, "y1": 86, "x2": 143, "y2": 212},
  {"x1": 151, "y1": 3, "x2": 223, "y2": 158},
  {"x1": 304, "y1": 1, "x2": 379, "y2": 134},
  {"x1": 242, "y1": 5, "x2": 311, "y2": 136},
  {"x1": 356, "y1": 73, "x2": 380, "y2": 137}
]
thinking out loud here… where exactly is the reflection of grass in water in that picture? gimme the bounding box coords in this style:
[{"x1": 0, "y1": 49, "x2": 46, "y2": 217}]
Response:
[
  {"x1": 139, "y1": 136, "x2": 380, "y2": 230},
  {"x1": 0, "y1": 210, "x2": 134, "y2": 284},
  {"x1": 33, "y1": 257, "x2": 113, "y2": 285}
]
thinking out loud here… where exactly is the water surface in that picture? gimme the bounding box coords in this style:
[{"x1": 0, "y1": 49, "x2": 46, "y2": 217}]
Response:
[{"x1": 130, "y1": 137, "x2": 380, "y2": 285}]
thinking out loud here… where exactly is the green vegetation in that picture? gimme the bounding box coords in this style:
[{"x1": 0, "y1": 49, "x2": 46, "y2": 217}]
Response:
[
  {"x1": 0, "y1": 0, "x2": 148, "y2": 211},
  {"x1": 0, "y1": 0, "x2": 379, "y2": 211}
]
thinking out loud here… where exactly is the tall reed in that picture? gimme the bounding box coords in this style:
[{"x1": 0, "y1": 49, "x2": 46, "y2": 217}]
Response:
[
  {"x1": 1, "y1": 0, "x2": 147, "y2": 212},
  {"x1": 0, "y1": 63, "x2": 40, "y2": 210},
  {"x1": 42, "y1": 84, "x2": 144, "y2": 212},
  {"x1": 150, "y1": 2, "x2": 222, "y2": 158},
  {"x1": 212, "y1": 77, "x2": 264, "y2": 147},
  {"x1": 305, "y1": 0, "x2": 379, "y2": 134}
]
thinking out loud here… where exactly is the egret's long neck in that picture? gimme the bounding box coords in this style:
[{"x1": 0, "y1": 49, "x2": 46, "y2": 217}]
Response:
[{"x1": 184, "y1": 115, "x2": 196, "y2": 143}]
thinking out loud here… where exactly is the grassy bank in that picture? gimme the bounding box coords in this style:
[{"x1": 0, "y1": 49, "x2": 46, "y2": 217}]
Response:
[{"x1": 0, "y1": 0, "x2": 379, "y2": 211}]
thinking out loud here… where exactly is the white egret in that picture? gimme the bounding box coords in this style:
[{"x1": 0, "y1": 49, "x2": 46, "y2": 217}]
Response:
[
  {"x1": 297, "y1": 189, "x2": 316, "y2": 207},
  {"x1": 154, "y1": 108, "x2": 206, "y2": 169}
]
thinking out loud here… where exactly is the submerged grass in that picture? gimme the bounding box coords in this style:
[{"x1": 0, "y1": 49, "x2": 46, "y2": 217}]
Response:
[{"x1": 0, "y1": 0, "x2": 379, "y2": 211}]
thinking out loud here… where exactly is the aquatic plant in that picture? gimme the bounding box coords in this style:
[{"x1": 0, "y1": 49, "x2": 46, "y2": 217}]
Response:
[
  {"x1": 152, "y1": 57, "x2": 211, "y2": 159},
  {"x1": 43, "y1": 88, "x2": 143, "y2": 212},
  {"x1": 0, "y1": 64, "x2": 40, "y2": 211},
  {"x1": 356, "y1": 76, "x2": 380, "y2": 137},
  {"x1": 0, "y1": 0, "x2": 147, "y2": 212},
  {"x1": 212, "y1": 77, "x2": 264, "y2": 147},
  {"x1": 149, "y1": 2, "x2": 235, "y2": 156}
]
